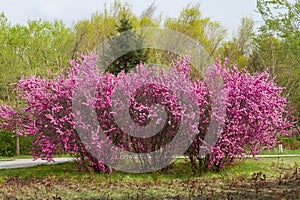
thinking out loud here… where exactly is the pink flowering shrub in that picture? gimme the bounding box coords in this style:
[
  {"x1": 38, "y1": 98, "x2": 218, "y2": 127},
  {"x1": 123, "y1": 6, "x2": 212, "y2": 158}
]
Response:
[
  {"x1": 0, "y1": 53, "x2": 293, "y2": 173},
  {"x1": 202, "y1": 60, "x2": 293, "y2": 170},
  {"x1": 0, "y1": 104, "x2": 22, "y2": 132},
  {"x1": 72, "y1": 55, "x2": 206, "y2": 172}
]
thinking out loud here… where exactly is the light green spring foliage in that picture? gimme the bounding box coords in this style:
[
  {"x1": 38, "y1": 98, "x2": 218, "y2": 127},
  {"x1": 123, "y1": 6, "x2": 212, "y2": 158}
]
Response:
[
  {"x1": 217, "y1": 17, "x2": 255, "y2": 69},
  {"x1": 164, "y1": 3, "x2": 226, "y2": 58},
  {"x1": 0, "y1": 13, "x2": 72, "y2": 104},
  {"x1": 255, "y1": 0, "x2": 299, "y2": 122}
]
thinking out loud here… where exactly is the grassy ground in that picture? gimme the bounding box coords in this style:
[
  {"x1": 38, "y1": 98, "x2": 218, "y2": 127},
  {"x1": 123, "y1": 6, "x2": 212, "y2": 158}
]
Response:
[
  {"x1": 0, "y1": 155, "x2": 32, "y2": 161},
  {"x1": 0, "y1": 157, "x2": 299, "y2": 199},
  {"x1": 259, "y1": 149, "x2": 300, "y2": 155},
  {"x1": 1, "y1": 149, "x2": 299, "y2": 161}
]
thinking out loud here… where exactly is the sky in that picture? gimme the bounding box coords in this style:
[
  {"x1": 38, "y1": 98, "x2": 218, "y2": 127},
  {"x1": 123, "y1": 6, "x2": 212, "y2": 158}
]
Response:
[{"x1": 0, "y1": 0, "x2": 263, "y2": 36}]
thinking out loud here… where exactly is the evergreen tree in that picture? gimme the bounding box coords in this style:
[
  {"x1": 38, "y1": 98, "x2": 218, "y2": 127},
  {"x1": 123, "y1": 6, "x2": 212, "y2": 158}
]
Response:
[{"x1": 104, "y1": 15, "x2": 149, "y2": 75}]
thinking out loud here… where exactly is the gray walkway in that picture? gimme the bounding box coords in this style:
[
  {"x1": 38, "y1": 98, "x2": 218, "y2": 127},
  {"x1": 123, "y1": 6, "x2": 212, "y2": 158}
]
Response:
[{"x1": 0, "y1": 157, "x2": 74, "y2": 169}]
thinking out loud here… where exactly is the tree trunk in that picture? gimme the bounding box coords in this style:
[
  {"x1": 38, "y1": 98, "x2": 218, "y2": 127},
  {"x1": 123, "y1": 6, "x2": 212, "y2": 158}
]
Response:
[{"x1": 16, "y1": 135, "x2": 20, "y2": 156}]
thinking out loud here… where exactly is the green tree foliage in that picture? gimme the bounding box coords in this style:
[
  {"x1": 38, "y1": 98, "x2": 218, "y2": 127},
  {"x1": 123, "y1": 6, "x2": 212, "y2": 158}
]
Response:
[
  {"x1": 255, "y1": 0, "x2": 300, "y2": 124},
  {"x1": 104, "y1": 14, "x2": 149, "y2": 75},
  {"x1": 0, "y1": 129, "x2": 33, "y2": 156},
  {"x1": 0, "y1": 130, "x2": 15, "y2": 157},
  {"x1": 218, "y1": 17, "x2": 255, "y2": 69},
  {"x1": 257, "y1": 0, "x2": 299, "y2": 60},
  {"x1": 164, "y1": 4, "x2": 226, "y2": 58},
  {"x1": 0, "y1": 13, "x2": 72, "y2": 104},
  {"x1": 70, "y1": 11, "x2": 117, "y2": 56},
  {"x1": 71, "y1": 0, "x2": 159, "y2": 68},
  {"x1": 139, "y1": 2, "x2": 161, "y2": 28},
  {"x1": 71, "y1": 0, "x2": 139, "y2": 56}
]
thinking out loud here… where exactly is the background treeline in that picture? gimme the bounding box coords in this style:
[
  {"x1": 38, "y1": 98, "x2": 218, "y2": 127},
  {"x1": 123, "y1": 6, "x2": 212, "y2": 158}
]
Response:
[{"x1": 0, "y1": 0, "x2": 299, "y2": 156}]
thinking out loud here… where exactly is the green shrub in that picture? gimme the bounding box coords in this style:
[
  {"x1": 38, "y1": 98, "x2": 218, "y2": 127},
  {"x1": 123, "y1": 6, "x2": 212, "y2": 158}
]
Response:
[
  {"x1": 0, "y1": 130, "x2": 16, "y2": 157},
  {"x1": 19, "y1": 135, "x2": 33, "y2": 155},
  {"x1": 282, "y1": 136, "x2": 300, "y2": 150}
]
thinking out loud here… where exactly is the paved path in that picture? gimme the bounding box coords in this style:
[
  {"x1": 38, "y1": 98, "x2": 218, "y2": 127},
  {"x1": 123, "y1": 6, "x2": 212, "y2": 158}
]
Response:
[
  {"x1": 0, "y1": 155, "x2": 299, "y2": 170},
  {"x1": 0, "y1": 157, "x2": 74, "y2": 169}
]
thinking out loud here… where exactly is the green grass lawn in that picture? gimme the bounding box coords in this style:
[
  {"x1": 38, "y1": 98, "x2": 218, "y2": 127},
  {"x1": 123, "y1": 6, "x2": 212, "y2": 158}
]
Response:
[
  {"x1": 0, "y1": 157, "x2": 298, "y2": 180},
  {"x1": 0, "y1": 157, "x2": 299, "y2": 199},
  {"x1": 1, "y1": 149, "x2": 299, "y2": 161},
  {"x1": 259, "y1": 149, "x2": 300, "y2": 155}
]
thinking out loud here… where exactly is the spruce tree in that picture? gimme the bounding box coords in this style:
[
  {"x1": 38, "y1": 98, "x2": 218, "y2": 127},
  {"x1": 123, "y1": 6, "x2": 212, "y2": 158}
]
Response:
[{"x1": 104, "y1": 15, "x2": 149, "y2": 75}]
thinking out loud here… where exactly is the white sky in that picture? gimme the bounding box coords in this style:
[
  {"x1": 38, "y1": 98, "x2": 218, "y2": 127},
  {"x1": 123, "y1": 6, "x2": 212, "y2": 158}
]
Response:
[{"x1": 0, "y1": 0, "x2": 262, "y2": 36}]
